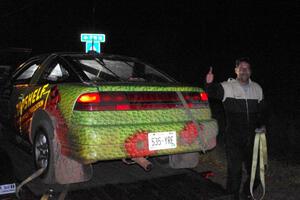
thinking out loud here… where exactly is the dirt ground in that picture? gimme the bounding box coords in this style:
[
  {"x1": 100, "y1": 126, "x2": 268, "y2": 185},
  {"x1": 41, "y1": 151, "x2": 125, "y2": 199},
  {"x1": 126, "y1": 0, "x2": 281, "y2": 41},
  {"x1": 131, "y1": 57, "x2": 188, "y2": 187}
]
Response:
[{"x1": 194, "y1": 145, "x2": 300, "y2": 200}]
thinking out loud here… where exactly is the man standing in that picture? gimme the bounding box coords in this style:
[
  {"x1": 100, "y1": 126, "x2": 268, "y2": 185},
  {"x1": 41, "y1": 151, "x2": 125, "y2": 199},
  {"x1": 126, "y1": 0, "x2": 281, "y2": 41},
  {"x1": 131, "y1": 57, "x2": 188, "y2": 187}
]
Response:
[{"x1": 205, "y1": 58, "x2": 266, "y2": 199}]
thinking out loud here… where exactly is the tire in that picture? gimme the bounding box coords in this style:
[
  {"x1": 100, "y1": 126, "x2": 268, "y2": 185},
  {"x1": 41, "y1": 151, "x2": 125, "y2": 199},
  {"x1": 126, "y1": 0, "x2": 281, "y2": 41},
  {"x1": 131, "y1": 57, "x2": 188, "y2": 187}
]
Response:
[{"x1": 33, "y1": 128, "x2": 56, "y2": 183}]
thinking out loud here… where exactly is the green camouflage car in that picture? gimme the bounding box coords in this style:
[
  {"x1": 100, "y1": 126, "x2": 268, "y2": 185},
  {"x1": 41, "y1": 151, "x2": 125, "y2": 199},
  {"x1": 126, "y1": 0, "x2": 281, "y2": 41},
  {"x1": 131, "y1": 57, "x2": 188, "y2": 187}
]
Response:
[{"x1": 6, "y1": 52, "x2": 218, "y2": 184}]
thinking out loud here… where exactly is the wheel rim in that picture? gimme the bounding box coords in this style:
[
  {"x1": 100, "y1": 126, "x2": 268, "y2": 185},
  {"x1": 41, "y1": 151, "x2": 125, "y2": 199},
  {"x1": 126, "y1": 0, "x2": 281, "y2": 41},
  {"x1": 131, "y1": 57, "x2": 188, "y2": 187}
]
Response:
[{"x1": 35, "y1": 133, "x2": 49, "y2": 169}]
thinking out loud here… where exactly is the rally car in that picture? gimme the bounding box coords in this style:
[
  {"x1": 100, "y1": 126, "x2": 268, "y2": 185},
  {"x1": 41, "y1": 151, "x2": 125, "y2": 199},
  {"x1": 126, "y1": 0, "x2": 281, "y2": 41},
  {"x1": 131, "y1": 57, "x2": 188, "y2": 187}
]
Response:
[{"x1": 2, "y1": 52, "x2": 218, "y2": 184}]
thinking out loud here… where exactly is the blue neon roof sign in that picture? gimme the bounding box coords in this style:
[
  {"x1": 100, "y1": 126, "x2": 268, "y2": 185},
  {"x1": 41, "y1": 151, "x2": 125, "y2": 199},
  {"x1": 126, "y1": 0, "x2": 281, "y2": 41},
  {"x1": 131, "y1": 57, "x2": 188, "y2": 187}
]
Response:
[
  {"x1": 85, "y1": 42, "x2": 101, "y2": 53},
  {"x1": 80, "y1": 33, "x2": 105, "y2": 53},
  {"x1": 81, "y1": 34, "x2": 105, "y2": 42}
]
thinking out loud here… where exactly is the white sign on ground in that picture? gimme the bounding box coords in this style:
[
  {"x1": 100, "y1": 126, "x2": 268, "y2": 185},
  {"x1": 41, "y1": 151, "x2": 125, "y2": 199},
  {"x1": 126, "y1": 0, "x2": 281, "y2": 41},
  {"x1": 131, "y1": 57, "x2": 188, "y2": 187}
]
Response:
[{"x1": 0, "y1": 183, "x2": 16, "y2": 195}]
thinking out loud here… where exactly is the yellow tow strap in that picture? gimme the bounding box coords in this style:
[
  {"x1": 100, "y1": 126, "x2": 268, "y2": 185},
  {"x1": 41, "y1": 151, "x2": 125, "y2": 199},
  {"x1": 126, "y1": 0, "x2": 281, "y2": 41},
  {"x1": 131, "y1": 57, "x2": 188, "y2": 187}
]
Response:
[
  {"x1": 16, "y1": 167, "x2": 46, "y2": 199},
  {"x1": 16, "y1": 167, "x2": 69, "y2": 200},
  {"x1": 250, "y1": 132, "x2": 268, "y2": 200},
  {"x1": 176, "y1": 91, "x2": 208, "y2": 153}
]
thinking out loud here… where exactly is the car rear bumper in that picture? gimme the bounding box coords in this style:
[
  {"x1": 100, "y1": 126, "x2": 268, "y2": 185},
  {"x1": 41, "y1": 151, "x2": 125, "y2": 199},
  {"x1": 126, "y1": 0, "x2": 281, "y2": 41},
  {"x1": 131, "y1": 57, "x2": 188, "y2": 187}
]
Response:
[{"x1": 60, "y1": 119, "x2": 218, "y2": 164}]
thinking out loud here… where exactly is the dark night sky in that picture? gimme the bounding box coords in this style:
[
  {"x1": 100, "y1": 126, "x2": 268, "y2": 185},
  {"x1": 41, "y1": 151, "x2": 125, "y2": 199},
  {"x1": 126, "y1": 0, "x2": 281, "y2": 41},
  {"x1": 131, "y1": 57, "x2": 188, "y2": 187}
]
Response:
[{"x1": 0, "y1": 0, "x2": 299, "y2": 110}]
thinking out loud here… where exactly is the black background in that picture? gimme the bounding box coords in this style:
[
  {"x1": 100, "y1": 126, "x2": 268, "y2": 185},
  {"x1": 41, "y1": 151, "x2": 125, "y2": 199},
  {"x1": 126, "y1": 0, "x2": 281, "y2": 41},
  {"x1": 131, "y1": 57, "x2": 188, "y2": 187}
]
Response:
[{"x1": 0, "y1": 0, "x2": 299, "y2": 112}]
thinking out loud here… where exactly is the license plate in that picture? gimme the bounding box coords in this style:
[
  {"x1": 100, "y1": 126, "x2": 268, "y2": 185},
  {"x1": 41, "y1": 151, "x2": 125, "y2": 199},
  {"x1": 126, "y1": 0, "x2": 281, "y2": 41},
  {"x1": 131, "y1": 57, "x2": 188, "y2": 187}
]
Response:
[{"x1": 148, "y1": 131, "x2": 177, "y2": 151}]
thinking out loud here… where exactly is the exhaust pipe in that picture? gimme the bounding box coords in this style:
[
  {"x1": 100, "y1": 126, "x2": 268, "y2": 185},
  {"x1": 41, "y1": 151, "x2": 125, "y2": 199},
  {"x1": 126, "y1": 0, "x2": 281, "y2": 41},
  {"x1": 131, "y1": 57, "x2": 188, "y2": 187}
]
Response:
[
  {"x1": 122, "y1": 157, "x2": 153, "y2": 171},
  {"x1": 132, "y1": 157, "x2": 153, "y2": 171}
]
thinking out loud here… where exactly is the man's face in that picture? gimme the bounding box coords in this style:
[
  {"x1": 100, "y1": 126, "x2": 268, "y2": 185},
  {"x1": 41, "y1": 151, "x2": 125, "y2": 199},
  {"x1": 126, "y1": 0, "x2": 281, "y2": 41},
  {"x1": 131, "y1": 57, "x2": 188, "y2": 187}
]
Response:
[{"x1": 235, "y1": 61, "x2": 251, "y2": 83}]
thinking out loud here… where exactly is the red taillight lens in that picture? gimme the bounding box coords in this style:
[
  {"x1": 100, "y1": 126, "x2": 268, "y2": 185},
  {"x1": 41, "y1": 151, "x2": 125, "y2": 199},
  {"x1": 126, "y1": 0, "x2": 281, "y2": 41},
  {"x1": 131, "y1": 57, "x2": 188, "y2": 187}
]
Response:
[
  {"x1": 77, "y1": 93, "x2": 100, "y2": 103},
  {"x1": 116, "y1": 104, "x2": 130, "y2": 110},
  {"x1": 74, "y1": 92, "x2": 208, "y2": 111},
  {"x1": 200, "y1": 92, "x2": 208, "y2": 101}
]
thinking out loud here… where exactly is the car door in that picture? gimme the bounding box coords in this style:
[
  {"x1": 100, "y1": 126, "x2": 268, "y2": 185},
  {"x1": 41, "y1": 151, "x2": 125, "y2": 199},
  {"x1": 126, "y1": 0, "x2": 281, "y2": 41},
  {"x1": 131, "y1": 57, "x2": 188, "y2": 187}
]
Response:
[{"x1": 11, "y1": 58, "x2": 44, "y2": 138}]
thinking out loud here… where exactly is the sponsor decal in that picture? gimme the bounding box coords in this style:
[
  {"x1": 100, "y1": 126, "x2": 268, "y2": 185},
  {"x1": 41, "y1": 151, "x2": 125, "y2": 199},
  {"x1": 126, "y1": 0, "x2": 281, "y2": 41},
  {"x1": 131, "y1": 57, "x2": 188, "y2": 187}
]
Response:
[{"x1": 16, "y1": 84, "x2": 51, "y2": 119}]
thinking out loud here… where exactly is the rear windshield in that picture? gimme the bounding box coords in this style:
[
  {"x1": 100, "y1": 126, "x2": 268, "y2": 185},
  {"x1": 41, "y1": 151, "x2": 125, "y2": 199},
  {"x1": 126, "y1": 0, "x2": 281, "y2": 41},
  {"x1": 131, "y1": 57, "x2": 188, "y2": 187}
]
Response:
[{"x1": 64, "y1": 56, "x2": 174, "y2": 83}]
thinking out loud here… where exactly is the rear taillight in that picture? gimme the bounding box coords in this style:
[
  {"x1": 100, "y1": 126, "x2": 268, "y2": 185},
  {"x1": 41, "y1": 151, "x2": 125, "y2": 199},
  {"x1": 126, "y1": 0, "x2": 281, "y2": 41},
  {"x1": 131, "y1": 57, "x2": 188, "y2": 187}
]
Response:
[
  {"x1": 77, "y1": 93, "x2": 100, "y2": 103},
  {"x1": 200, "y1": 92, "x2": 208, "y2": 101},
  {"x1": 74, "y1": 92, "x2": 208, "y2": 111}
]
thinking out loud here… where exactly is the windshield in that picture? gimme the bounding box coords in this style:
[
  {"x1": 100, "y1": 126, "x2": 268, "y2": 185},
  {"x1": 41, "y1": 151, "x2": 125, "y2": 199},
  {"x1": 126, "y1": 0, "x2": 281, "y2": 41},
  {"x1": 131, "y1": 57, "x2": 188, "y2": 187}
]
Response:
[{"x1": 64, "y1": 56, "x2": 174, "y2": 83}]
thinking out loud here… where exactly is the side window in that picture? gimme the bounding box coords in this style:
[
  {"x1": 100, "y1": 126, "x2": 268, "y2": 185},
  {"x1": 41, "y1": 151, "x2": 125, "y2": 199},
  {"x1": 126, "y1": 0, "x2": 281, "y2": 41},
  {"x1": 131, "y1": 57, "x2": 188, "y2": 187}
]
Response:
[
  {"x1": 40, "y1": 59, "x2": 79, "y2": 84},
  {"x1": 14, "y1": 61, "x2": 41, "y2": 85},
  {"x1": 47, "y1": 63, "x2": 69, "y2": 82}
]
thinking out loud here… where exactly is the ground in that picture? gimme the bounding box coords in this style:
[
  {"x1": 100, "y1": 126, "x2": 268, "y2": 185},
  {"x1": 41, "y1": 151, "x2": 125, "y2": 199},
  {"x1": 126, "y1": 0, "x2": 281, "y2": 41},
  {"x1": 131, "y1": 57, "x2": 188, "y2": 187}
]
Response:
[
  {"x1": 195, "y1": 144, "x2": 300, "y2": 200},
  {"x1": 0, "y1": 124, "x2": 299, "y2": 200}
]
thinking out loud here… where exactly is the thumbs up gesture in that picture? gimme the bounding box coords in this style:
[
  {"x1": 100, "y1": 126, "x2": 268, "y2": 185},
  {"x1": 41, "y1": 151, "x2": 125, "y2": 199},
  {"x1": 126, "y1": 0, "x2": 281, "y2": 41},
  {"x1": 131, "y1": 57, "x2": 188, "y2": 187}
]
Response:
[{"x1": 206, "y1": 67, "x2": 214, "y2": 84}]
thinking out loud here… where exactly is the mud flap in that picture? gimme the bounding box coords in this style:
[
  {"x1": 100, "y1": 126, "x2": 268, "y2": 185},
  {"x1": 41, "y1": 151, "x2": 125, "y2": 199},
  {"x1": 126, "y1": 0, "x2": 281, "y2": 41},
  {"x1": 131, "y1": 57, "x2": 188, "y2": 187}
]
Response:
[
  {"x1": 32, "y1": 110, "x2": 93, "y2": 185},
  {"x1": 50, "y1": 136, "x2": 93, "y2": 185},
  {"x1": 169, "y1": 152, "x2": 199, "y2": 169},
  {"x1": 53, "y1": 153, "x2": 93, "y2": 185}
]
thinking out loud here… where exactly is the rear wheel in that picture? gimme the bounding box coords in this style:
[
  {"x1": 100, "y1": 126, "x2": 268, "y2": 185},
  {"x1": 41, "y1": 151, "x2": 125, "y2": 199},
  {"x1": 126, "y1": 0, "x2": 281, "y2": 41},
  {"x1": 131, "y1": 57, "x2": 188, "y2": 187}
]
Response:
[
  {"x1": 34, "y1": 130, "x2": 50, "y2": 171},
  {"x1": 33, "y1": 128, "x2": 56, "y2": 183}
]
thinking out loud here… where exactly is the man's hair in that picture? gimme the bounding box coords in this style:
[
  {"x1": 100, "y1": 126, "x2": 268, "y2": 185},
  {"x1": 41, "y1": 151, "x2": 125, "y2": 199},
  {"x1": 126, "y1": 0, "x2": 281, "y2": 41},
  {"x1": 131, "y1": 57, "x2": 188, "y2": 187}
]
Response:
[{"x1": 235, "y1": 57, "x2": 251, "y2": 67}]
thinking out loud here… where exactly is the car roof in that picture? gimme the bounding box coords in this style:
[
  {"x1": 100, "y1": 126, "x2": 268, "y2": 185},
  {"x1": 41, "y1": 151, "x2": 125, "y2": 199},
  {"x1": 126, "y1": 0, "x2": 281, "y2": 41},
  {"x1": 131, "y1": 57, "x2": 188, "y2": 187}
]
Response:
[
  {"x1": 20, "y1": 52, "x2": 143, "y2": 64},
  {"x1": 15, "y1": 52, "x2": 144, "y2": 72},
  {"x1": 54, "y1": 52, "x2": 142, "y2": 62},
  {"x1": 14, "y1": 52, "x2": 180, "y2": 86}
]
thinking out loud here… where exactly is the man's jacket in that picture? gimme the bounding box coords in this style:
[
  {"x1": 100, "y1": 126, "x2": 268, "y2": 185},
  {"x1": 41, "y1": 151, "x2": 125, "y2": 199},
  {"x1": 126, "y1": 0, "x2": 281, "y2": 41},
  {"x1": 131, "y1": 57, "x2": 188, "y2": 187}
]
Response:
[{"x1": 206, "y1": 79, "x2": 266, "y2": 138}]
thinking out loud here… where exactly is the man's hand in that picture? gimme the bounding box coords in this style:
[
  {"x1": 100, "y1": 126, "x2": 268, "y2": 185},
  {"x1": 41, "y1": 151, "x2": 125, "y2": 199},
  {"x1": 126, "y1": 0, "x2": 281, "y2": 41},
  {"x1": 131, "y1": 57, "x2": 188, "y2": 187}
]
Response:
[
  {"x1": 206, "y1": 67, "x2": 214, "y2": 84},
  {"x1": 255, "y1": 126, "x2": 266, "y2": 134}
]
